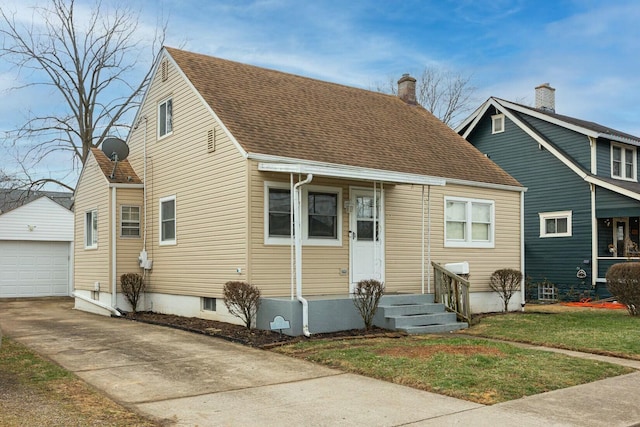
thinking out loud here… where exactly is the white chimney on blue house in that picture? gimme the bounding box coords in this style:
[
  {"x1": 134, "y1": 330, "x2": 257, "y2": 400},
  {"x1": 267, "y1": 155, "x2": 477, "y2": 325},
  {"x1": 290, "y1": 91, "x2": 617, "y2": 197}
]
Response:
[{"x1": 535, "y1": 83, "x2": 556, "y2": 113}]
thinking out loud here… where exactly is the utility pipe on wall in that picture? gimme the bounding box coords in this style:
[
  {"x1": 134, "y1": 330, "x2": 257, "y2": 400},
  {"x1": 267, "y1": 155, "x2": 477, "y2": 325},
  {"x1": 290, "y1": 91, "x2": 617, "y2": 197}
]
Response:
[{"x1": 294, "y1": 173, "x2": 313, "y2": 337}]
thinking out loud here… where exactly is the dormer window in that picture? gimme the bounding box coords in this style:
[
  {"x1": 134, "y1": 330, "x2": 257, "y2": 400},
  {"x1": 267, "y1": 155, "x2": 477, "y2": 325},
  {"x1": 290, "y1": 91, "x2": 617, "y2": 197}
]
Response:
[
  {"x1": 491, "y1": 114, "x2": 505, "y2": 134},
  {"x1": 611, "y1": 143, "x2": 636, "y2": 181}
]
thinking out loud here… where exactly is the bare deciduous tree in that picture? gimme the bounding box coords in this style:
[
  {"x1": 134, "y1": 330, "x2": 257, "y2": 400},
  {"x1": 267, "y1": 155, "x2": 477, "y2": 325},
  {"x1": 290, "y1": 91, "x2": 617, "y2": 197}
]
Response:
[
  {"x1": 0, "y1": 0, "x2": 165, "y2": 192},
  {"x1": 374, "y1": 66, "x2": 477, "y2": 127}
]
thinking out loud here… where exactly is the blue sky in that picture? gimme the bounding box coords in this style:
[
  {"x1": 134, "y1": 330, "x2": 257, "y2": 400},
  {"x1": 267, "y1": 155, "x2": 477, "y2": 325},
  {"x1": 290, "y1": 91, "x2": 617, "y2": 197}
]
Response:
[{"x1": 2, "y1": 0, "x2": 640, "y2": 188}]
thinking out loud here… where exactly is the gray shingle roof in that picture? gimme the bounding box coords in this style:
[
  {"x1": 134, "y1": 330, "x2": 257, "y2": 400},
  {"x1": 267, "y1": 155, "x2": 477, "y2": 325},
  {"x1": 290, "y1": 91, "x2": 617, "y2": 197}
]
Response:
[{"x1": 166, "y1": 47, "x2": 521, "y2": 188}]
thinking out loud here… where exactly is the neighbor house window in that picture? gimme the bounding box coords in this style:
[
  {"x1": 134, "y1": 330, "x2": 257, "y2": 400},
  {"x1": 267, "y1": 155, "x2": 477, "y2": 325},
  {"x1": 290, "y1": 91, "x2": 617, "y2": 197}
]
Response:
[
  {"x1": 539, "y1": 211, "x2": 572, "y2": 238},
  {"x1": 202, "y1": 297, "x2": 216, "y2": 311},
  {"x1": 611, "y1": 143, "x2": 636, "y2": 180},
  {"x1": 264, "y1": 182, "x2": 341, "y2": 246},
  {"x1": 158, "y1": 98, "x2": 173, "y2": 138},
  {"x1": 120, "y1": 206, "x2": 140, "y2": 237},
  {"x1": 159, "y1": 195, "x2": 176, "y2": 245},
  {"x1": 538, "y1": 282, "x2": 557, "y2": 301},
  {"x1": 445, "y1": 197, "x2": 494, "y2": 248},
  {"x1": 491, "y1": 114, "x2": 505, "y2": 134},
  {"x1": 85, "y1": 209, "x2": 98, "y2": 249}
]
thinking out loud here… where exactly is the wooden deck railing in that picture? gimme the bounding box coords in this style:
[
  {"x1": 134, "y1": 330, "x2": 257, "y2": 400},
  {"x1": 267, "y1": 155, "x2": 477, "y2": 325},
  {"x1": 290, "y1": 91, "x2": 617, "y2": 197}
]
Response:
[{"x1": 431, "y1": 262, "x2": 471, "y2": 323}]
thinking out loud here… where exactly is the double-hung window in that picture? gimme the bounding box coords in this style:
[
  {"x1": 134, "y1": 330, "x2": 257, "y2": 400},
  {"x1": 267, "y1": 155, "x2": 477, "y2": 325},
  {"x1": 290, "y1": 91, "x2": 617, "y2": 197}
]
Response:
[
  {"x1": 445, "y1": 197, "x2": 494, "y2": 248},
  {"x1": 264, "y1": 182, "x2": 341, "y2": 245},
  {"x1": 120, "y1": 206, "x2": 141, "y2": 237},
  {"x1": 159, "y1": 196, "x2": 176, "y2": 245},
  {"x1": 158, "y1": 98, "x2": 173, "y2": 138},
  {"x1": 611, "y1": 143, "x2": 636, "y2": 181},
  {"x1": 491, "y1": 114, "x2": 505, "y2": 134},
  {"x1": 539, "y1": 211, "x2": 572, "y2": 238},
  {"x1": 85, "y1": 209, "x2": 98, "y2": 249}
]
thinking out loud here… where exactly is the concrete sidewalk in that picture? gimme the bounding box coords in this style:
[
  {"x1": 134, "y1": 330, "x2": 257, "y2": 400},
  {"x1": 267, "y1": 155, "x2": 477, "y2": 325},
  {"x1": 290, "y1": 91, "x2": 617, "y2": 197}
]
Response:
[{"x1": 1, "y1": 298, "x2": 639, "y2": 426}]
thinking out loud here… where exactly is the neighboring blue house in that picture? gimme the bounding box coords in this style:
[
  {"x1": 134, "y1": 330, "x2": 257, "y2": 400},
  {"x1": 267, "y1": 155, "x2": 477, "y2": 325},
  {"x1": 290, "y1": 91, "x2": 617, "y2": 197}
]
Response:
[{"x1": 457, "y1": 84, "x2": 640, "y2": 301}]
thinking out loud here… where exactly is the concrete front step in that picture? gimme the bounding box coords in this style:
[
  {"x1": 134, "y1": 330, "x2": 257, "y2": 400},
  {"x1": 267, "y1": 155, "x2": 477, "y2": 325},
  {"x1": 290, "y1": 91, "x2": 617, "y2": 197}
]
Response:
[
  {"x1": 380, "y1": 294, "x2": 434, "y2": 305},
  {"x1": 379, "y1": 303, "x2": 445, "y2": 316},
  {"x1": 399, "y1": 322, "x2": 469, "y2": 334},
  {"x1": 386, "y1": 312, "x2": 457, "y2": 329},
  {"x1": 374, "y1": 294, "x2": 467, "y2": 334}
]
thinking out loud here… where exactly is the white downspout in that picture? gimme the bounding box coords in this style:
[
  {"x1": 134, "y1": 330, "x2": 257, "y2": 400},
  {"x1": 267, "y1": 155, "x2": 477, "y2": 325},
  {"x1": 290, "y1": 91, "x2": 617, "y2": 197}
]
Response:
[
  {"x1": 427, "y1": 185, "x2": 432, "y2": 294},
  {"x1": 294, "y1": 174, "x2": 313, "y2": 337},
  {"x1": 111, "y1": 186, "x2": 117, "y2": 309},
  {"x1": 373, "y1": 181, "x2": 377, "y2": 278},
  {"x1": 520, "y1": 190, "x2": 526, "y2": 311},
  {"x1": 421, "y1": 185, "x2": 425, "y2": 294}
]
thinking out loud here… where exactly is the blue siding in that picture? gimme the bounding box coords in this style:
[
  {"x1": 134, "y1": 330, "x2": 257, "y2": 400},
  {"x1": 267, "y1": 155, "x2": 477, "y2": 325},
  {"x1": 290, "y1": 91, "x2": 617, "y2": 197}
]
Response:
[
  {"x1": 468, "y1": 111, "x2": 592, "y2": 298},
  {"x1": 596, "y1": 139, "x2": 610, "y2": 176},
  {"x1": 517, "y1": 114, "x2": 592, "y2": 170}
]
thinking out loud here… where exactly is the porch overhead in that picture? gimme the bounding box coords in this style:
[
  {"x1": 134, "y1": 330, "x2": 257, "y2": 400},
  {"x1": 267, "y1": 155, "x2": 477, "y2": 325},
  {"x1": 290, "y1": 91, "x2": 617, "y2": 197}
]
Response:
[
  {"x1": 257, "y1": 161, "x2": 446, "y2": 186},
  {"x1": 596, "y1": 208, "x2": 640, "y2": 218}
]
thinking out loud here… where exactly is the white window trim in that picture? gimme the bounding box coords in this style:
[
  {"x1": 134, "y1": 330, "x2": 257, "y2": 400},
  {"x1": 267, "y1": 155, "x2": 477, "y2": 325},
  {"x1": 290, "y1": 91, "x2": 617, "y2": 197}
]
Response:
[
  {"x1": 85, "y1": 209, "x2": 98, "y2": 249},
  {"x1": 159, "y1": 195, "x2": 176, "y2": 246},
  {"x1": 491, "y1": 114, "x2": 505, "y2": 134},
  {"x1": 158, "y1": 97, "x2": 173, "y2": 140},
  {"x1": 610, "y1": 143, "x2": 637, "y2": 182},
  {"x1": 264, "y1": 181, "x2": 342, "y2": 247},
  {"x1": 539, "y1": 210, "x2": 572, "y2": 238},
  {"x1": 120, "y1": 205, "x2": 141, "y2": 238},
  {"x1": 444, "y1": 196, "x2": 495, "y2": 248}
]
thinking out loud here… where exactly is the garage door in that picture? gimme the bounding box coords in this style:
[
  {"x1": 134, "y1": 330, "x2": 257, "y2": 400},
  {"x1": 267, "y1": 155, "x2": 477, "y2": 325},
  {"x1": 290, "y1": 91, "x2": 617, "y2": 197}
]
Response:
[{"x1": 0, "y1": 241, "x2": 70, "y2": 297}]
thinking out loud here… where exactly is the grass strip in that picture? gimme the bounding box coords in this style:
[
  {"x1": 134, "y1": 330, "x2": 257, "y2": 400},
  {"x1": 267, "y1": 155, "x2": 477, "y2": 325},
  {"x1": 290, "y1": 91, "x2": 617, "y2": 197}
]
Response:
[
  {"x1": 0, "y1": 337, "x2": 159, "y2": 426},
  {"x1": 465, "y1": 308, "x2": 640, "y2": 359}
]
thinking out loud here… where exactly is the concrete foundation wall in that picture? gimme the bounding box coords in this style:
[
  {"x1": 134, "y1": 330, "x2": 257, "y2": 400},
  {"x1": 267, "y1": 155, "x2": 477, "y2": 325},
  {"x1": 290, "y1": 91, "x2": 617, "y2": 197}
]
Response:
[{"x1": 257, "y1": 297, "x2": 364, "y2": 336}]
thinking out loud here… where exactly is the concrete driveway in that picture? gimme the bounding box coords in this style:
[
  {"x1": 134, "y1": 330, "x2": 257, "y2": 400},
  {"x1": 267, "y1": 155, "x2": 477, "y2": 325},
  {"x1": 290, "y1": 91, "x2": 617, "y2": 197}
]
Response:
[{"x1": 1, "y1": 298, "x2": 639, "y2": 426}]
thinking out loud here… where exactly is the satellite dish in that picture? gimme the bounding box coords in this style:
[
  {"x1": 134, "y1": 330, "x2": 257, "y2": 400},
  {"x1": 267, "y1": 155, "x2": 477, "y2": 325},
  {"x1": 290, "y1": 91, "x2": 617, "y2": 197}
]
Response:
[{"x1": 101, "y1": 137, "x2": 129, "y2": 161}]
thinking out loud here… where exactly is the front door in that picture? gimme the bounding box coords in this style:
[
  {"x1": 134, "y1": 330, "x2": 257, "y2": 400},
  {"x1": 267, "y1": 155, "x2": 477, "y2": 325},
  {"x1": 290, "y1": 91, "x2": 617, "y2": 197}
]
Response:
[
  {"x1": 614, "y1": 218, "x2": 629, "y2": 257},
  {"x1": 349, "y1": 188, "x2": 384, "y2": 292}
]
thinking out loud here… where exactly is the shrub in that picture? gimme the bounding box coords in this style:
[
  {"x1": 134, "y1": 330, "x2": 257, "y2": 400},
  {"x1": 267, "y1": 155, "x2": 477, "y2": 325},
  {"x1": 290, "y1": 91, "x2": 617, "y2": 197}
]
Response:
[
  {"x1": 606, "y1": 263, "x2": 640, "y2": 316},
  {"x1": 120, "y1": 273, "x2": 145, "y2": 313},
  {"x1": 352, "y1": 279, "x2": 385, "y2": 331},
  {"x1": 223, "y1": 281, "x2": 261, "y2": 330},
  {"x1": 489, "y1": 269, "x2": 523, "y2": 312}
]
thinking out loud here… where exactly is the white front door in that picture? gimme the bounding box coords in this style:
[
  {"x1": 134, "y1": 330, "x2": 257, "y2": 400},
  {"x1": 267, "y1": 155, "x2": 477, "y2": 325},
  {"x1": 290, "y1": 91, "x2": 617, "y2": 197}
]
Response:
[{"x1": 349, "y1": 187, "x2": 384, "y2": 292}]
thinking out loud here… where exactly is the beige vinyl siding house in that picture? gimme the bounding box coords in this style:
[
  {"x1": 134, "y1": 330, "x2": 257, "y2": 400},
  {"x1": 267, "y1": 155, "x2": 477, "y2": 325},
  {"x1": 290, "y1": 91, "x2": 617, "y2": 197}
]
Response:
[
  {"x1": 74, "y1": 156, "x2": 111, "y2": 293},
  {"x1": 73, "y1": 47, "x2": 525, "y2": 334}
]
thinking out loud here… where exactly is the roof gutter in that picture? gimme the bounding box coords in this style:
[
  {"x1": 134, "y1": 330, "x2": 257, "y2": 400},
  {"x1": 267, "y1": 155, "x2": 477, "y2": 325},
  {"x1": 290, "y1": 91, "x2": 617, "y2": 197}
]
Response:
[{"x1": 253, "y1": 154, "x2": 445, "y2": 187}]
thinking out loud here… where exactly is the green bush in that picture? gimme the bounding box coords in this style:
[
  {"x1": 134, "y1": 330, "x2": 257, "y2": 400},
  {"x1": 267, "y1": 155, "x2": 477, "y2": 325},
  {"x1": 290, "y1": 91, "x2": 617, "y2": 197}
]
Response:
[
  {"x1": 223, "y1": 281, "x2": 261, "y2": 330},
  {"x1": 489, "y1": 269, "x2": 523, "y2": 312},
  {"x1": 352, "y1": 279, "x2": 385, "y2": 330},
  {"x1": 606, "y1": 263, "x2": 640, "y2": 316},
  {"x1": 120, "y1": 273, "x2": 145, "y2": 313}
]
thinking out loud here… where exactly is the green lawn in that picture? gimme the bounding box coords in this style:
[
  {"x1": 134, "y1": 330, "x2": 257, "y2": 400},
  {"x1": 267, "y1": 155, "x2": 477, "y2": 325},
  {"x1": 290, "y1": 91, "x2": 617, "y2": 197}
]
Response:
[
  {"x1": 464, "y1": 306, "x2": 640, "y2": 359},
  {"x1": 274, "y1": 335, "x2": 633, "y2": 405}
]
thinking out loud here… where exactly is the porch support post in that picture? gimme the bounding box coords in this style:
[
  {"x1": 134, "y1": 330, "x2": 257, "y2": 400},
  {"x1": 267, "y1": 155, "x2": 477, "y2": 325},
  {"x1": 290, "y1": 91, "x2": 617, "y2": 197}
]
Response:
[
  {"x1": 290, "y1": 173, "x2": 294, "y2": 300},
  {"x1": 520, "y1": 190, "x2": 526, "y2": 311},
  {"x1": 373, "y1": 181, "x2": 377, "y2": 280},
  {"x1": 591, "y1": 183, "x2": 597, "y2": 287}
]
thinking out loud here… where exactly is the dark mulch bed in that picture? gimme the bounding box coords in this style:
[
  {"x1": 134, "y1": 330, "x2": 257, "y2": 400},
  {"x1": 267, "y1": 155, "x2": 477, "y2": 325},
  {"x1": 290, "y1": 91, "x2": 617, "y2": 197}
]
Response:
[{"x1": 119, "y1": 311, "x2": 403, "y2": 348}]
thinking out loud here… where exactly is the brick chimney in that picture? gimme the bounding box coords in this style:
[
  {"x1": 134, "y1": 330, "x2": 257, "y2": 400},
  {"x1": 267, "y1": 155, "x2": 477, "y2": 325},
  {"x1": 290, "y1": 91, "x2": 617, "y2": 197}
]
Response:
[
  {"x1": 398, "y1": 73, "x2": 417, "y2": 105},
  {"x1": 535, "y1": 83, "x2": 555, "y2": 112}
]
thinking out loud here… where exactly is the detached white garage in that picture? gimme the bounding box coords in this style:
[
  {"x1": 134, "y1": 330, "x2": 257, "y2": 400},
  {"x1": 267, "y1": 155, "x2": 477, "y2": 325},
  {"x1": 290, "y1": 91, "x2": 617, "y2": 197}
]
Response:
[{"x1": 0, "y1": 196, "x2": 74, "y2": 298}]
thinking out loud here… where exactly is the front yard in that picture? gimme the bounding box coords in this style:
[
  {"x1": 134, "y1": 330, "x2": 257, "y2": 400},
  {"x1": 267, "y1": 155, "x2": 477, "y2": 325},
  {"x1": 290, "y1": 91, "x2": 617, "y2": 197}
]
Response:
[{"x1": 273, "y1": 304, "x2": 638, "y2": 404}]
